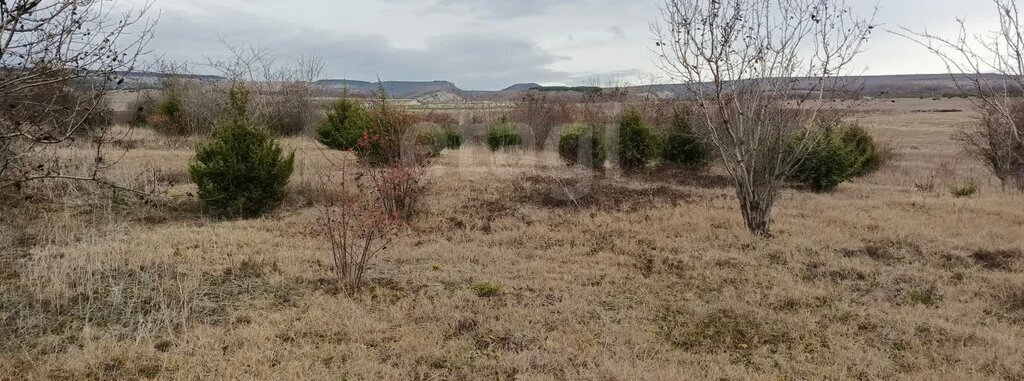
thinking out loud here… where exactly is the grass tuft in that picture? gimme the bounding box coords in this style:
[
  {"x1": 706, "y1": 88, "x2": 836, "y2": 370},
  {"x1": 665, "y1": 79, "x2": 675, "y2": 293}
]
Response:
[{"x1": 470, "y1": 282, "x2": 502, "y2": 298}]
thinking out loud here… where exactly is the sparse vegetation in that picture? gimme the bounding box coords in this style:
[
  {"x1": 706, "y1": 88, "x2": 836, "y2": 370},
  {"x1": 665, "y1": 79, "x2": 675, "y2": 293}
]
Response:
[
  {"x1": 658, "y1": 307, "x2": 788, "y2": 352},
  {"x1": 909, "y1": 288, "x2": 941, "y2": 306},
  {"x1": 355, "y1": 86, "x2": 415, "y2": 166},
  {"x1": 616, "y1": 108, "x2": 658, "y2": 171},
  {"x1": 660, "y1": 106, "x2": 711, "y2": 169},
  {"x1": 126, "y1": 94, "x2": 159, "y2": 128},
  {"x1": 959, "y1": 102, "x2": 1024, "y2": 191},
  {"x1": 790, "y1": 130, "x2": 860, "y2": 192},
  {"x1": 839, "y1": 123, "x2": 893, "y2": 177},
  {"x1": 147, "y1": 71, "x2": 228, "y2": 136},
  {"x1": 471, "y1": 282, "x2": 502, "y2": 297},
  {"x1": 318, "y1": 158, "x2": 404, "y2": 294},
  {"x1": 511, "y1": 92, "x2": 574, "y2": 150},
  {"x1": 262, "y1": 81, "x2": 318, "y2": 136},
  {"x1": 316, "y1": 98, "x2": 370, "y2": 150},
  {"x1": 949, "y1": 180, "x2": 980, "y2": 197},
  {"x1": 487, "y1": 116, "x2": 523, "y2": 151},
  {"x1": 904, "y1": 0, "x2": 1024, "y2": 192},
  {"x1": 558, "y1": 123, "x2": 607, "y2": 169},
  {"x1": 416, "y1": 130, "x2": 444, "y2": 158},
  {"x1": 189, "y1": 85, "x2": 295, "y2": 218},
  {"x1": 151, "y1": 91, "x2": 188, "y2": 134},
  {"x1": 417, "y1": 125, "x2": 463, "y2": 157},
  {"x1": 368, "y1": 165, "x2": 427, "y2": 221},
  {"x1": 0, "y1": 0, "x2": 151, "y2": 191}
]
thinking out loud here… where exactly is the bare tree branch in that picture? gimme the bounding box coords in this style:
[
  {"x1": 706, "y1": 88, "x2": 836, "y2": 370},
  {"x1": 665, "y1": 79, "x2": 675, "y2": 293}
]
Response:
[
  {"x1": 0, "y1": 0, "x2": 157, "y2": 193},
  {"x1": 895, "y1": 0, "x2": 1024, "y2": 190}
]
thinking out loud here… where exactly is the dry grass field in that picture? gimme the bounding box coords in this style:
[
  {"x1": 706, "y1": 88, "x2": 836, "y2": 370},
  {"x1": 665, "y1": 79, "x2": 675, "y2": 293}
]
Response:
[{"x1": 2, "y1": 98, "x2": 1023, "y2": 380}]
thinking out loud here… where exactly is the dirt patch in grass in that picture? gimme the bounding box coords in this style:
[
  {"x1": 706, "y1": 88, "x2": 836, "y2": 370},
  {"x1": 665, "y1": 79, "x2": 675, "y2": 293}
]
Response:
[
  {"x1": 473, "y1": 329, "x2": 534, "y2": 353},
  {"x1": 656, "y1": 306, "x2": 794, "y2": 353},
  {"x1": 514, "y1": 175, "x2": 701, "y2": 211},
  {"x1": 971, "y1": 249, "x2": 1022, "y2": 271},
  {"x1": 840, "y1": 239, "x2": 925, "y2": 265},
  {"x1": 803, "y1": 260, "x2": 872, "y2": 284},
  {"x1": 439, "y1": 196, "x2": 526, "y2": 234},
  {"x1": 911, "y1": 109, "x2": 963, "y2": 113},
  {"x1": 446, "y1": 316, "x2": 480, "y2": 339},
  {"x1": 632, "y1": 167, "x2": 735, "y2": 189}
]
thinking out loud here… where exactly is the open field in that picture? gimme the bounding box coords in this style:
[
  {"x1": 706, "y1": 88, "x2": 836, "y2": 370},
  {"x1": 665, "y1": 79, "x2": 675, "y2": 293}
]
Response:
[{"x1": 2, "y1": 98, "x2": 1023, "y2": 379}]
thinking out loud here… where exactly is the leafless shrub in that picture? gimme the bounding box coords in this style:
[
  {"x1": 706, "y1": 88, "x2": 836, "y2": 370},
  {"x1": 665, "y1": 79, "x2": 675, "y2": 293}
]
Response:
[
  {"x1": 413, "y1": 110, "x2": 459, "y2": 126},
  {"x1": 262, "y1": 80, "x2": 319, "y2": 136},
  {"x1": 204, "y1": 43, "x2": 324, "y2": 136},
  {"x1": 631, "y1": 98, "x2": 679, "y2": 130},
  {"x1": 915, "y1": 179, "x2": 937, "y2": 193},
  {"x1": 653, "y1": 0, "x2": 877, "y2": 235},
  {"x1": 367, "y1": 165, "x2": 428, "y2": 221},
  {"x1": 316, "y1": 158, "x2": 405, "y2": 294},
  {"x1": 0, "y1": 1, "x2": 155, "y2": 193},
  {"x1": 958, "y1": 102, "x2": 1024, "y2": 190},
  {"x1": 151, "y1": 51, "x2": 322, "y2": 137},
  {"x1": 899, "y1": 0, "x2": 1024, "y2": 191},
  {"x1": 511, "y1": 92, "x2": 575, "y2": 150},
  {"x1": 155, "y1": 74, "x2": 225, "y2": 135},
  {"x1": 574, "y1": 101, "x2": 617, "y2": 129}
]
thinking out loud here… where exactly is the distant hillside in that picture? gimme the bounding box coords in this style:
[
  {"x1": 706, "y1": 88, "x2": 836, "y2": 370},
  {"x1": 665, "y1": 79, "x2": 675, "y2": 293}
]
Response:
[
  {"x1": 533, "y1": 86, "x2": 603, "y2": 93},
  {"x1": 502, "y1": 83, "x2": 541, "y2": 92},
  {"x1": 490, "y1": 74, "x2": 1007, "y2": 100},
  {"x1": 842, "y1": 74, "x2": 1009, "y2": 97},
  {"x1": 108, "y1": 73, "x2": 1010, "y2": 100},
  {"x1": 315, "y1": 80, "x2": 461, "y2": 98},
  {"x1": 108, "y1": 71, "x2": 226, "y2": 89},
  {"x1": 626, "y1": 74, "x2": 1009, "y2": 99}
]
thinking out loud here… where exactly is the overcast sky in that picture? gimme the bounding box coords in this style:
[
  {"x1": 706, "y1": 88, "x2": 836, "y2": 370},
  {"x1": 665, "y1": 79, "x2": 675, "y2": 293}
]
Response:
[{"x1": 125, "y1": 0, "x2": 1002, "y2": 90}]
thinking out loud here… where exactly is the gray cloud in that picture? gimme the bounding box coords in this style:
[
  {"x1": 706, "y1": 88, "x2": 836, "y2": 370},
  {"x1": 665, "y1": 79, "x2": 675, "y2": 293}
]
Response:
[
  {"x1": 128, "y1": 0, "x2": 1004, "y2": 91},
  {"x1": 429, "y1": 0, "x2": 578, "y2": 18},
  {"x1": 146, "y1": 6, "x2": 570, "y2": 90},
  {"x1": 382, "y1": 0, "x2": 638, "y2": 19}
]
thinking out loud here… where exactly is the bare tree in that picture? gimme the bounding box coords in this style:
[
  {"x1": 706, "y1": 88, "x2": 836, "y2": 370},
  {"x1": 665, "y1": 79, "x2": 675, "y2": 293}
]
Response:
[
  {"x1": 653, "y1": 0, "x2": 876, "y2": 236},
  {"x1": 510, "y1": 91, "x2": 575, "y2": 150},
  {"x1": 0, "y1": 0, "x2": 154, "y2": 191},
  {"x1": 967, "y1": 103, "x2": 1024, "y2": 190},
  {"x1": 204, "y1": 42, "x2": 325, "y2": 135},
  {"x1": 897, "y1": 0, "x2": 1024, "y2": 190},
  {"x1": 317, "y1": 155, "x2": 404, "y2": 295}
]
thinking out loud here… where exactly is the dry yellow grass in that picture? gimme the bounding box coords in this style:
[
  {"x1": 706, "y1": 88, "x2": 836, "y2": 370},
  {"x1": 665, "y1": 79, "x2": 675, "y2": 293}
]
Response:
[{"x1": 2, "y1": 99, "x2": 1023, "y2": 380}]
